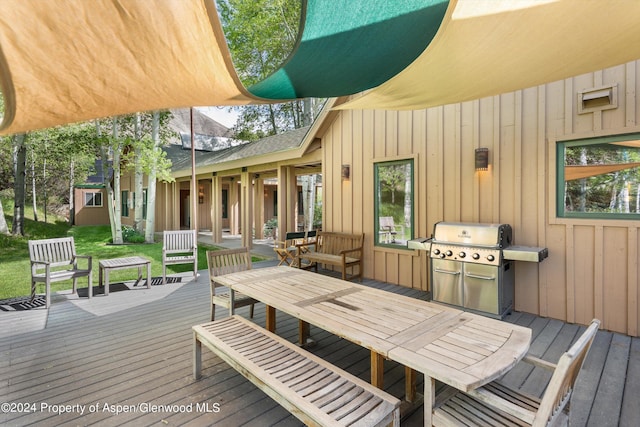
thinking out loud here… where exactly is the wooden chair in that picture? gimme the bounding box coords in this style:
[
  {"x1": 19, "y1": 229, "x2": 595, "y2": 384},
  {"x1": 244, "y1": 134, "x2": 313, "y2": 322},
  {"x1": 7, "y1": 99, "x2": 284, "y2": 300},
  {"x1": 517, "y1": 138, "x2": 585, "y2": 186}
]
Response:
[
  {"x1": 432, "y1": 318, "x2": 601, "y2": 427},
  {"x1": 379, "y1": 216, "x2": 404, "y2": 243},
  {"x1": 162, "y1": 229, "x2": 198, "y2": 285},
  {"x1": 207, "y1": 247, "x2": 258, "y2": 321},
  {"x1": 273, "y1": 231, "x2": 306, "y2": 267},
  {"x1": 28, "y1": 237, "x2": 92, "y2": 308}
]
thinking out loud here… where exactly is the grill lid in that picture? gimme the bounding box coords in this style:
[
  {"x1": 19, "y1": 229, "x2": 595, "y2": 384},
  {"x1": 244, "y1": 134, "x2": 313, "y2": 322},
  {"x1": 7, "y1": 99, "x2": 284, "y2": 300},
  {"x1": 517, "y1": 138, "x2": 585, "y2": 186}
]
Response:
[{"x1": 432, "y1": 221, "x2": 513, "y2": 248}]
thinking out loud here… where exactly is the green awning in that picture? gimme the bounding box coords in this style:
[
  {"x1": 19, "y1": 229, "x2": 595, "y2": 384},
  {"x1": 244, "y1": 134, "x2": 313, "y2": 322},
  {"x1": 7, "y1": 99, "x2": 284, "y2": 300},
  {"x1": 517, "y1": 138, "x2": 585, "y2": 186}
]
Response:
[{"x1": 248, "y1": 0, "x2": 450, "y2": 99}]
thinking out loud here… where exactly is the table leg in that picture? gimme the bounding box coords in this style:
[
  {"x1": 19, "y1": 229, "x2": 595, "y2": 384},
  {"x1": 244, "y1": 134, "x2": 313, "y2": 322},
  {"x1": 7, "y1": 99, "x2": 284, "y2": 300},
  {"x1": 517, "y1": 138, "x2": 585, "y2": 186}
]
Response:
[
  {"x1": 193, "y1": 333, "x2": 202, "y2": 380},
  {"x1": 424, "y1": 376, "x2": 435, "y2": 427},
  {"x1": 405, "y1": 367, "x2": 417, "y2": 403},
  {"x1": 104, "y1": 269, "x2": 110, "y2": 296},
  {"x1": 146, "y1": 262, "x2": 151, "y2": 289},
  {"x1": 266, "y1": 306, "x2": 276, "y2": 332},
  {"x1": 298, "y1": 320, "x2": 316, "y2": 347},
  {"x1": 371, "y1": 351, "x2": 384, "y2": 389}
]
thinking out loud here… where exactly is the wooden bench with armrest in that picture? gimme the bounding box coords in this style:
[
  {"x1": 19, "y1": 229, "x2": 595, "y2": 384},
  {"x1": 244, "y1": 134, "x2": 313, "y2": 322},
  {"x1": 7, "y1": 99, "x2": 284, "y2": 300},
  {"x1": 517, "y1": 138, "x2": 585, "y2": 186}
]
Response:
[
  {"x1": 193, "y1": 315, "x2": 400, "y2": 427},
  {"x1": 297, "y1": 231, "x2": 364, "y2": 281},
  {"x1": 28, "y1": 236, "x2": 93, "y2": 308}
]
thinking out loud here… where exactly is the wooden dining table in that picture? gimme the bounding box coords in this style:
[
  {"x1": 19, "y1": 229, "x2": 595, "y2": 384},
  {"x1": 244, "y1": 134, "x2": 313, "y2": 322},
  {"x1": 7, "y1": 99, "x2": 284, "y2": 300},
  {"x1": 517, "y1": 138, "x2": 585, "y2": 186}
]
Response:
[{"x1": 214, "y1": 265, "x2": 532, "y2": 426}]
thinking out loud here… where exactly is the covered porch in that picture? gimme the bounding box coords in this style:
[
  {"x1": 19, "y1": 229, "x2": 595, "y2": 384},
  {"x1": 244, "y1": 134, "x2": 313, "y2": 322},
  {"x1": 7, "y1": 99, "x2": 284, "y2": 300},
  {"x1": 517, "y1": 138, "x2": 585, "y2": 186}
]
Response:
[{"x1": 1, "y1": 257, "x2": 638, "y2": 426}]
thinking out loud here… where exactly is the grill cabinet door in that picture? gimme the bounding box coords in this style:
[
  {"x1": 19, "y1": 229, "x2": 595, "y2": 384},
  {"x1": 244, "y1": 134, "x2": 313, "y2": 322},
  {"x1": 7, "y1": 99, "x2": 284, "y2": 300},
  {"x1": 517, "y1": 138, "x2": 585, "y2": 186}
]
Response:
[
  {"x1": 431, "y1": 259, "x2": 463, "y2": 307},
  {"x1": 463, "y1": 263, "x2": 500, "y2": 315}
]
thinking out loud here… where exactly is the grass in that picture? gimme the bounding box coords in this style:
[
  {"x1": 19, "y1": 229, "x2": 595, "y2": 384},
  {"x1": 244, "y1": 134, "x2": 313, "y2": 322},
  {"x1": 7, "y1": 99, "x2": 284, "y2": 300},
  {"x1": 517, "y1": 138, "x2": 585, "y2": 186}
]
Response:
[{"x1": 0, "y1": 197, "x2": 264, "y2": 301}]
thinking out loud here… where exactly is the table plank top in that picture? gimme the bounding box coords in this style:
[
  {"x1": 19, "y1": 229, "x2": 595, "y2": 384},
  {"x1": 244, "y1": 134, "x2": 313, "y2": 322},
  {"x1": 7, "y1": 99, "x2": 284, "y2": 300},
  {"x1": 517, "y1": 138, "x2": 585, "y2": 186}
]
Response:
[{"x1": 214, "y1": 265, "x2": 531, "y2": 392}]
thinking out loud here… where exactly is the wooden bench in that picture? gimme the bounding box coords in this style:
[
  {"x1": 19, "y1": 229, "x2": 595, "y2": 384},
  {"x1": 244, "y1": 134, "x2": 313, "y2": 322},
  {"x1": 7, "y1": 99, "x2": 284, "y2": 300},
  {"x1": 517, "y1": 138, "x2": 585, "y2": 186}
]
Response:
[
  {"x1": 298, "y1": 232, "x2": 364, "y2": 281},
  {"x1": 193, "y1": 315, "x2": 399, "y2": 427},
  {"x1": 162, "y1": 229, "x2": 197, "y2": 285},
  {"x1": 28, "y1": 237, "x2": 92, "y2": 308}
]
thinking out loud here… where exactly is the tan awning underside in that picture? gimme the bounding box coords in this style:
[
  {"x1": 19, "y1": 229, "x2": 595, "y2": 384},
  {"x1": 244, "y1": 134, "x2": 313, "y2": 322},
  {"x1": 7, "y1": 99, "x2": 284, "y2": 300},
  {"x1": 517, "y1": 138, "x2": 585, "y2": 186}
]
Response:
[
  {"x1": 339, "y1": 0, "x2": 640, "y2": 110},
  {"x1": 565, "y1": 163, "x2": 640, "y2": 181},
  {"x1": 0, "y1": 0, "x2": 263, "y2": 135}
]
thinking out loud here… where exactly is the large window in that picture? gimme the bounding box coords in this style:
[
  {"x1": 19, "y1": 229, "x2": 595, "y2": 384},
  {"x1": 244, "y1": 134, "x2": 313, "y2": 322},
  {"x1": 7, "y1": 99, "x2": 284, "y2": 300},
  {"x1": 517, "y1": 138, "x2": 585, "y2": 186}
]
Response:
[
  {"x1": 374, "y1": 159, "x2": 414, "y2": 247},
  {"x1": 557, "y1": 133, "x2": 640, "y2": 219},
  {"x1": 84, "y1": 191, "x2": 102, "y2": 207}
]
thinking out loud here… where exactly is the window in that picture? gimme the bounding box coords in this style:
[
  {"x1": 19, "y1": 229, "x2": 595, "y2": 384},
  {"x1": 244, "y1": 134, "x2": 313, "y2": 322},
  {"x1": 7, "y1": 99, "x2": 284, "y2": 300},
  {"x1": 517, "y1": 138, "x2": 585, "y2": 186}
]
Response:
[
  {"x1": 557, "y1": 133, "x2": 640, "y2": 219},
  {"x1": 84, "y1": 191, "x2": 102, "y2": 207},
  {"x1": 121, "y1": 190, "x2": 129, "y2": 217},
  {"x1": 222, "y1": 189, "x2": 228, "y2": 219},
  {"x1": 374, "y1": 159, "x2": 414, "y2": 247},
  {"x1": 142, "y1": 189, "x2": 148, "y2": 220}
]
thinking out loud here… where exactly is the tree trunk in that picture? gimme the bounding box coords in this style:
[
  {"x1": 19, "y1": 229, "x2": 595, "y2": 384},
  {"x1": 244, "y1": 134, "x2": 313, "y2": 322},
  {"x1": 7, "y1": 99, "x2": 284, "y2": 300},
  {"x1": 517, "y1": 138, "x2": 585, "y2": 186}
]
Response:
[
  {"x1": 134, "y1": 113, "x2": 144, "y2": 233},
  {"x1": 43, "y1": 153, "x2": 48, "y2": 223},
  {"x1": 12, "y1": 133, "x2": 27, "y2": 236},
  {"x1": 0, "y1": 201, "x2": 8, "y2": 234},
  {"x1": 111, "y1": 118, "x2": 123, "y2": 244},
  {"x1": 145, "y1": 112, "x2": 160, "y2": 243},
  {"x1": 68, "y1": 160, "x2": 75, "y2": 225},
  {"x1": 31, "y1": 150, "x2": 38, "y2": 222},
  {"x1": 403, "y1": 163, "x2": 412, "y2": 235}
]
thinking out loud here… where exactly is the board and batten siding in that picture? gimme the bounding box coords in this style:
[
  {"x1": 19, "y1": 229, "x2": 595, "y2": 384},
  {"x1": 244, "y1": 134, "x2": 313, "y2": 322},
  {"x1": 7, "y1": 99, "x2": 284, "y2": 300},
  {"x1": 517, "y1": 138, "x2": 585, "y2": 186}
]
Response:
[{"x1": 321, "y1": 60, "x2": 640, "y2": 336}]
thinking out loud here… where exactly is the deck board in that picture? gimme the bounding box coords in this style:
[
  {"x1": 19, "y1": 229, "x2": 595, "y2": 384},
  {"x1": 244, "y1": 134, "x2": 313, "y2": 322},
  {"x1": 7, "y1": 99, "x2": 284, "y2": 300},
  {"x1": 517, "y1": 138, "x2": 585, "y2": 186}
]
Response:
[{"x1": 1, "y1": 262, "x2": 638, "y2": 426}]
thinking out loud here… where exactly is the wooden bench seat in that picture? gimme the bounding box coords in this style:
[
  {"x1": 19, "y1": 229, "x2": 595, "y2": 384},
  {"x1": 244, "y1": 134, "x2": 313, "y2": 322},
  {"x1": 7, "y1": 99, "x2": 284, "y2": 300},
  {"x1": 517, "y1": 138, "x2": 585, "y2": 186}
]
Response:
[
  {"x1": 193, "y1": 315, "x2": 400, "y2": 427},
  {"x1": 298, "y1": 232, "x2": 364, "y2": 281}
]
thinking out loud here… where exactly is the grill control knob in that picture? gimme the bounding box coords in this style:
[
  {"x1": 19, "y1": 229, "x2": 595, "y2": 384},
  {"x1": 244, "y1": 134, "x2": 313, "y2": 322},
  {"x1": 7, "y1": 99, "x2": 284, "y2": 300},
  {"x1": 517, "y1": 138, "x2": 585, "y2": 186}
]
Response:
[
  {"x1": 433, "y1": 248, "x2": 440, "y2": 255},
  {"x1": 445, "y1": 250, "x2": 453, "y2": 257},
  {"x1": 439, "y1": 253, "x2": 446, "y2": 259},
  {"x1": 487, "y1": 254, "x2": 495, "y2": 262},
  {"x1": 458, "y1": 252, "x2": 466, "y2": 258},
  {"x1": 472, "y1": 253, "x2": 480, "y2": 260}
]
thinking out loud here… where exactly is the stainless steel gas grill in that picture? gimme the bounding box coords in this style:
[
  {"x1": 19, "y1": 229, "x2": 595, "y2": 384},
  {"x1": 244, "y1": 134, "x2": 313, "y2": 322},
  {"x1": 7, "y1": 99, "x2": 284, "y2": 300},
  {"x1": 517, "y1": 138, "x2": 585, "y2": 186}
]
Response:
[{"x1": 408, "y1": 221, "x2": 548, "y2": 319}]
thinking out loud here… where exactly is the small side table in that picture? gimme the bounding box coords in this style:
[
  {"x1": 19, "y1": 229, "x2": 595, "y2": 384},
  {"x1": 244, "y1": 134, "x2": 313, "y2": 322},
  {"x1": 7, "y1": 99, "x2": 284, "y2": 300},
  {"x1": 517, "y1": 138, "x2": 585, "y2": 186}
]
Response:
[{"x1": 98, "y1": 256, "x2": 152, "y2": 296}]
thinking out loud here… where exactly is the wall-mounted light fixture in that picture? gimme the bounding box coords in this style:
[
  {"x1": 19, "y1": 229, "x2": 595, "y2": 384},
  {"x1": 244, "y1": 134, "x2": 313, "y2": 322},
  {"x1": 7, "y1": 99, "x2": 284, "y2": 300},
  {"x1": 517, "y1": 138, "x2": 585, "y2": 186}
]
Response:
[
  {"x1": 198, "y1": 184, "x2": 204, "y2": 204},
  {"x1": 475, "y1": 148, "x2": 489, "y2": 171},
  {"x1": 341, "y1": 164, "x2": 350, "y2": 180}
]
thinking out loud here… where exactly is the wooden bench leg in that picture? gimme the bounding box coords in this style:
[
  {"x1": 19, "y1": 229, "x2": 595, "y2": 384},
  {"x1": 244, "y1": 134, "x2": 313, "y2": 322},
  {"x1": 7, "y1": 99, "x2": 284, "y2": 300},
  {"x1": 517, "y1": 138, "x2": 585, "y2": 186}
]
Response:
[{"x1": 193, "y1": 332, "x2": 202, "y2": 379}]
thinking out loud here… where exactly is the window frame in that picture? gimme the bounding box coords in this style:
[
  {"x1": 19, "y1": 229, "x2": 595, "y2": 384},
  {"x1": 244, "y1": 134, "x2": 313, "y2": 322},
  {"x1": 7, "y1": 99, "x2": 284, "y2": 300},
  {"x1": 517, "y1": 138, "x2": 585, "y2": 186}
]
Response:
[
  {"x1": 373, "y1": 158, "x2": 414, "y2": 248},
  {"x1": 556, "y1": 133, "x2": 640, "y2": 220},
  {"x1": 84, "y1": 191, "x2": 103, "y2": 207}
]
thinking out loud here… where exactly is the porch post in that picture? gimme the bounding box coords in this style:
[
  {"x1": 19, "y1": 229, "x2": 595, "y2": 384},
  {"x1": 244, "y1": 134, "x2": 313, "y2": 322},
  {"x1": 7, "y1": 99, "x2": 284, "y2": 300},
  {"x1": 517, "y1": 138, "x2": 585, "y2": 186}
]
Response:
[
  {"x1": 253, "y1": 176, "x2": 264, "y2": 239},
  {"x1": 240, "y1": 169, "x2": 253, "y2": 249},
  {"x1": 210, "y1": 174, "x2": 223, "y2": 243},
  {"x1": 277, "y1": 166, "x2": 297, "y2": 238},
  {"x1": 229, "y1": 177, "x2": 239, "y2": 235}
]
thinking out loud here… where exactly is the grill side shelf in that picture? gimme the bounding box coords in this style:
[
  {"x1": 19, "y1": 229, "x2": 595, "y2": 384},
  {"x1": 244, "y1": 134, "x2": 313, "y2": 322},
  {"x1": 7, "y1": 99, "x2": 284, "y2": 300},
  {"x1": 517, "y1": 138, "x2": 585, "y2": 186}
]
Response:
[{"x1": 502, "y1": 246, "x2": 548, "y2": 262}]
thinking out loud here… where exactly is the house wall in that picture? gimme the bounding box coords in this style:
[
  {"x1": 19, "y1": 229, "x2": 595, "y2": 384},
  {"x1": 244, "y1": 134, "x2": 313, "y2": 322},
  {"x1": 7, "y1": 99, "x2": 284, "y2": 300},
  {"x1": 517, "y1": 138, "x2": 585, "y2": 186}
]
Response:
[{"x1": 322, "y1": 60, "x2": 640, "y2": 336}]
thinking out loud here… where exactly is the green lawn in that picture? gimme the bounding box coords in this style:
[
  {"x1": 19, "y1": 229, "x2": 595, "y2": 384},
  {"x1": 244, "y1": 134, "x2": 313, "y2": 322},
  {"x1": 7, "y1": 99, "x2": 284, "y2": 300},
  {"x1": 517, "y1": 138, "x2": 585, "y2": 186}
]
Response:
[{"x1": 0, "y1": 198, "x2": 256, "y2": 301}]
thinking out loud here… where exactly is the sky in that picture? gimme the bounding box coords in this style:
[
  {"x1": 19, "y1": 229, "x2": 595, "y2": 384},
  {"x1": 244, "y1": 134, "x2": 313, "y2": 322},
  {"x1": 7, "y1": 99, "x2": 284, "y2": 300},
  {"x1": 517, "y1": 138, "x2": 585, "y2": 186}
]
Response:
[{"x1": 197, "y1": 106, "x2": 239, "y2": 128}]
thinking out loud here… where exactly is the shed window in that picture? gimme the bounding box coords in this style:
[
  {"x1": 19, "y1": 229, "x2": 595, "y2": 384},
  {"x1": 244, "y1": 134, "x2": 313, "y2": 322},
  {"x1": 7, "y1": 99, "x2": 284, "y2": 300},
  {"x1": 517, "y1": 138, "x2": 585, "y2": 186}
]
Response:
[
  {"x1": 557, "y1": 133, "x2": 640, "y2": 219},
  {"x1": 84, "y1": 192, "x2": 102, "y2": 207},
  {"x1": 374, "y1": 159, "x2": 414, "y2": 247}
]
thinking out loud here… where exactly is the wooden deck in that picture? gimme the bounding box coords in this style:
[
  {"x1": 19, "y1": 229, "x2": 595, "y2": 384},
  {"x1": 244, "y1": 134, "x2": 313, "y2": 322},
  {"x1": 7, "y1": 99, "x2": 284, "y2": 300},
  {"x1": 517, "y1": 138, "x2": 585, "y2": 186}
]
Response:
[{"x1": 1, "y1": 260, "x2": 638, "y2": 426}]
